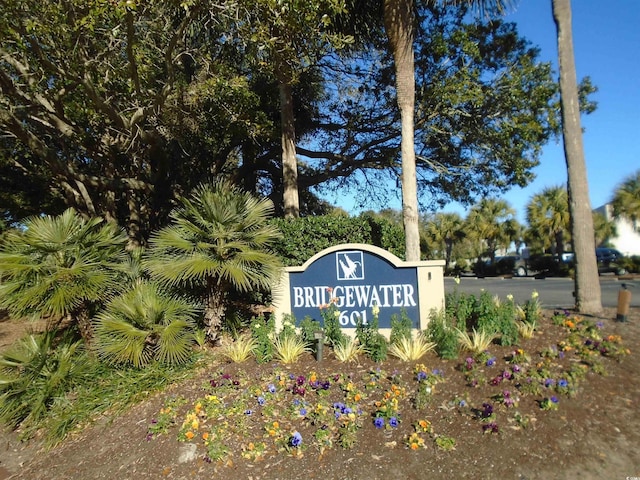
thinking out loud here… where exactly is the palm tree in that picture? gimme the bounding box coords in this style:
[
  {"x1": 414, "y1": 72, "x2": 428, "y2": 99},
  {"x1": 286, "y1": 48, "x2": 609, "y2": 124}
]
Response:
[
  {"x1": 552, "y1": 0, "x2": 601, "y2": 313},
  {"x1": 592, "y1": 211, "x2": 616, "y2": 247},
  {"x1": 466, "y1": 198, "x2": 517, "y2": 262},
  {"x1": 611, "y1": 170, "x2": 640, "y2": 230},
  {"x1": 526, "y1": 186, "x2": 570, "y2": 256},
  {"x1": 383, "y1": 0, "x2": 420, "y2": 261},
  {"x1": 93, "y1": 281, "x2": 200, "y2": 367},
  {"x1": 423, "y1": 212, "x2": 465, "y2": 270},
  {"x1": 143, "y1": 181, "x2": 283, "y2": 343},
  {"x1": 0, "y1": 209, "x2": 128, "y2": 346}
]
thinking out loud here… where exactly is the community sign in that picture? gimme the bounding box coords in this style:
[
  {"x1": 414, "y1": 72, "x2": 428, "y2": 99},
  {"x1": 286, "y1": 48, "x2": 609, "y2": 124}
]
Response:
[{"x1": 273, "y1": 244, "x2": 445, "y2": 333}]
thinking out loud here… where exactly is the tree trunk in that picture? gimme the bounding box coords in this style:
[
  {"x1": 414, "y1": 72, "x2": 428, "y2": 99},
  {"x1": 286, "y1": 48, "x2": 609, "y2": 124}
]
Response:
[
  {"x1": 384, "y1": 0, "x2": 420, "y2": 261},
  {"x1": 204, "y1": 279, "x2": 226, "y2": 344},
  {"x1": 278, "y1": 79, "x2": 300, "y2": 219},
  {"x1": 75, "y1": 305, "x2": 94, "y2": 349},
  {"x1": 552, "y1": 0, "x2": 602, "y2": 314}
]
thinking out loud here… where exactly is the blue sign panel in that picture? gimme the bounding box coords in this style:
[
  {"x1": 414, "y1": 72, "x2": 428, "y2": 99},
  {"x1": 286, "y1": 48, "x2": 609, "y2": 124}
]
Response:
[{"x1": 289, "y1": 249, "x2": 419, "y2": 328}]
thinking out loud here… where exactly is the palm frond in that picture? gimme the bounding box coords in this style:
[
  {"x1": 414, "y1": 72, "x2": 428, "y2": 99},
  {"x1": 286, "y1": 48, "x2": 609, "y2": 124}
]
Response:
[{"x1": 93, "y1": 282, "x2": 199, "y2": 367}]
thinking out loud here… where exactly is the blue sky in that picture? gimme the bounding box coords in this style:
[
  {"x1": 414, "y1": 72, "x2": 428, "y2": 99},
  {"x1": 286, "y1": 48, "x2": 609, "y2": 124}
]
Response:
[
  {"x1": 492, "y1": 0, "x2": 640, "y2": 223},
  {"x1": 332, "y1": 1, "x2": 640, "y2": 224}
]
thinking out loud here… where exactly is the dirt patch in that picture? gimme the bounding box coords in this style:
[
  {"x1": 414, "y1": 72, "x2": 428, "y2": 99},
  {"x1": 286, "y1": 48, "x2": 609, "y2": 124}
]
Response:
[{"x1": 1, "y1": 308, "x2": 639, "y2": 480}]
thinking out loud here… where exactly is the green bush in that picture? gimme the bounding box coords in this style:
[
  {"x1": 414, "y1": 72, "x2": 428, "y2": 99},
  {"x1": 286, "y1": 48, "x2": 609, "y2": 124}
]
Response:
[
  {"x1": 250, "y1": 314, "x2": 276, "y2": 363},
  {"x1": 297, "y1": 316, "x2": 322, "y2": 347},
  {"x1": 356, "y1": 316, "x2": 387, "y2": 362},
  {"x1": 620, "y1": 255, "x2": 640, "y2": 274},
  {"x1": 390, "y1": 310, "x2": 413, "y2": 345},
  {"x1": 444, "y1": 291, "x2": 475, "y2": 330},
  {"x1": 93, "y1": 281, "x2": 200, "y2": 368},
  {"x1": 426, "y1": 309, "x2": 459, "y2": 360},
  {"x1": 270, "y1": 214, "x2": 405, "y2": 266},
  {"x1": 320, "y1": 304, "x2": 346, "y2": 347}
]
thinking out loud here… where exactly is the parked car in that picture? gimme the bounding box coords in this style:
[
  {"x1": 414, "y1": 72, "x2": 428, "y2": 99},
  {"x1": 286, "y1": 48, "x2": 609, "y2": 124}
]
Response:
[
  {"x1": 474, "y1": 255, "x2": 528, "y2": 277},
  {"x1": 595, "y1": 247, "x2": 627, "y2": 275},
  {"x1": 561, "y1": 248, "x2": 627, "y2": 275}
]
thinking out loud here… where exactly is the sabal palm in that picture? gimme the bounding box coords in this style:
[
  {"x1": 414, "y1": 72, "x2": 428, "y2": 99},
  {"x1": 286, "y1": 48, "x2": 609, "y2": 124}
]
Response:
[
  {"x1": 553, "y1": 0, "x2": 601, "y2": 313},
  {"x1": 526, "y1": 186, "x2": 569, "y2": 254},
  {"x1": 466, "y1": 198, "x2": 516, "y2": 260},
  {"x1": 93, "y1": 281, "x2": 200, "y2": 367},
  {"x1": 611, "y1": 170, "x2": 640, "y2": 228},
  {"x1": 143, "y1": 181, "x2": 282, "y2": 342},
  {"x1": 592, "y1": 211, "x2": 616, "y2": 247},
  {"x1": 424, "y1": 212, "x2": 464, "y2": 269},
  {"x1": 0, "y1": 209, "x2": 128, "y2": 345}
]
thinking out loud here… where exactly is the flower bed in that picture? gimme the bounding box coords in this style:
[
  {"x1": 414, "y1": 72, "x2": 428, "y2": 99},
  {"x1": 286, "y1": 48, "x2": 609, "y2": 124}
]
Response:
[{"x1": 146, "y1": 310, "x2": 630, "y2": 466}]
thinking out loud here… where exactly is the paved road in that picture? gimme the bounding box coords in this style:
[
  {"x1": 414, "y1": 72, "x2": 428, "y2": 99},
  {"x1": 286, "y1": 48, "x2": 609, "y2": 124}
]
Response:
[{"x1": 444, "y1": 276, "x2": 640, "y2": 310}]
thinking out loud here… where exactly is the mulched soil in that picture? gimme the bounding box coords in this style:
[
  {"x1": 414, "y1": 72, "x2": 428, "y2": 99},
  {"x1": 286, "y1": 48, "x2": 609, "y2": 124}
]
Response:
[{"x1": 1, "y1": 307, "x2": 639, "y2": 480}]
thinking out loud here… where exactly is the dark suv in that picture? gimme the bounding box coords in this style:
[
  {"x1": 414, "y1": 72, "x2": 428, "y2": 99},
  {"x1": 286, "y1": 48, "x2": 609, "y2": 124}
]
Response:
[
  {"x1": 595, "y1": 247, "x2": 627, "y2": 275},
  {"x1": 474, "y1": 255, "x2": 528, "y2": 277}
]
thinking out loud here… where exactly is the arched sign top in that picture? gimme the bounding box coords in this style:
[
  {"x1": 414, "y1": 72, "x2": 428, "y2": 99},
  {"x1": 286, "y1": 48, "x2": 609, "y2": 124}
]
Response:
[{"x1": 286, "y1": 243, "x2": 442, "y2": 273}]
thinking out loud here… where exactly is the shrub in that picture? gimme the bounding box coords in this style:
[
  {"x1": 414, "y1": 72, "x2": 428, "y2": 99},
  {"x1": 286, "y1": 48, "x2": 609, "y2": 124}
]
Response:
[
  {"x1": 426, "y1": 308, "x2": 459, "y2": 360},
  {"x1": 389, "y1": 334, "x2": 436, "y2": 361},
  {"x1": 355, "y1": 316, "x2": 387, "y2": 362},
  {"x1": 250, "y1": 315, "x2": 276, "y2": 363},
  {"x1": 0, "y1": 332, "x2": 89, "y2": 435},
  {"x1": 297, "y1": 316, "x2": 322, "y2": 347},
  {"x1": 455, "y1": 327, "x2": 497, "y2": 354},
  {"x1": 389, "y1": 310, "x2": 414, "y2": 345},
  {"x1": 219, "y1": 333, "x2": 257, "y2": 363},
  {"x1": 269, "y1": 214, "x2": 405, "y2": 266},
  {"x1": 273, "y1": 335, "x2": 309, "y2": 364},
  {"x1": 321, "y1": 304, "x2": 346, "y2": 347},
  {"x1": 333, "y1": 336, "x2": 364, "y2": 363},
  {"x1": 93, "y1": 281, "x2": 200, "y2": 367}
]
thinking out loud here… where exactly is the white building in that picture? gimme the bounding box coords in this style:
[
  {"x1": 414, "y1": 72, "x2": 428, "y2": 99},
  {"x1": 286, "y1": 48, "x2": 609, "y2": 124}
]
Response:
[{"x1": 594, "y1": 204, "x2": 640, "y2": 256}]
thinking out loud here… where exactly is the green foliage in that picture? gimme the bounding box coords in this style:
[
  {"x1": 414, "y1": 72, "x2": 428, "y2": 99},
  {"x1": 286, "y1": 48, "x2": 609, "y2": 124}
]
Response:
[
  {"x1": 619, "y1": 255, "x2": 640, "y2": 274},
  {"x1": 270, "y1": 214, "x2": 407, "y2": 266},
  {"x1": 320, "y1": 304, "x2": 347, "y2": 347},
  {"x1": 332, "y1": 336, "x2": 364, "y2": 363},
  {"x1": 297, "y1": 316, "x2": 322, "y2": 346},
  {"x1": 43, "y1": 358, "x2": 198, "y2": 446},
  {"x1": 0, "y1": 209, "x2": 128, "y2": 326},
  {"x1": 523, "y1": 291, "x2": 542, "y2": 325},
  {"x1": 93, "y1": 281, "x2": 200, "y2": 368},
  {"x1": 455, "y1": 328, "x2": 497, "y2": 354},
  {"x1": 277, "y1": 314, "x2": 299, "y2": 342},
  {"x1": 270, "y1": 216, "x2": 371, "y2": 266},
  {"x1": 0, "y1": 332, "x2": 89, "y2": 435},
  {"x1": 388, "y1": 334, "x2": 436, "y2": 362},
  {"x1": 426, "y1": 309, "x2": 459, "y2": 360},
  {"x1": 273, "y1": 335, "x2": 309, "y2": 364},
  {"x1": 474, "y1": 292, "x2": 519, "y2": 346},
  {"x1": 358, "y1": 212, "x2": 406, "y2": 259},
  {"x1": 143, "y1": 181, "x2": 282, "y2": 341},
  {"x1": 250, "y1": 315, "x2": 276, "y2": 364},
  {"x1": 611, "y1": 169, "x2": 640, "y2": 226},
  {"x1": 220, "y1": 334, "x2": 257, "y2": 363},
  {"x1": 444, "y1": 291, "x2": 475, "y2": 331},
  {"x1": 355, "y1": 316, "x2": 387, "y2": 363},
  {"x1": 389, "y1": 310, "x2": 413, "y2": 345}
]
